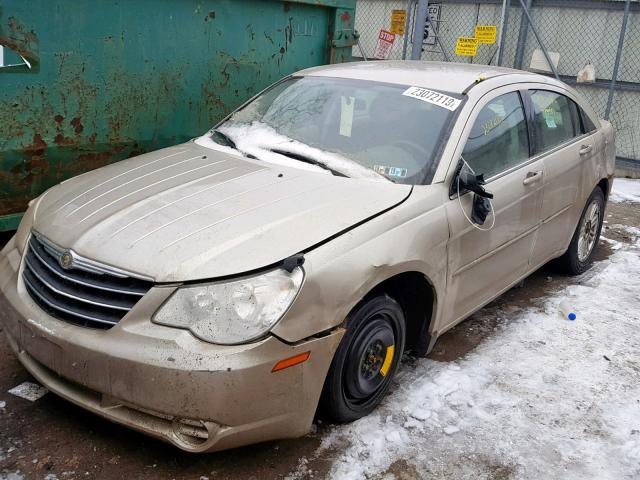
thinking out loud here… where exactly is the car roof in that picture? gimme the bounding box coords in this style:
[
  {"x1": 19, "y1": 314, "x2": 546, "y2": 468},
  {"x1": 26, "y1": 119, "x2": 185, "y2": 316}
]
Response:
[{"x1": 297, "y1": 60, "x2": 551, "y2": 94}]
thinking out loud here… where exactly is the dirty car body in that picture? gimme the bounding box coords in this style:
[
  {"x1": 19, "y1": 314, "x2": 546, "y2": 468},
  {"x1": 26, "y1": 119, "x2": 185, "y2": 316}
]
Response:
[{"x1": 0, "y1": 61, "x2": 615, "y2": 452}]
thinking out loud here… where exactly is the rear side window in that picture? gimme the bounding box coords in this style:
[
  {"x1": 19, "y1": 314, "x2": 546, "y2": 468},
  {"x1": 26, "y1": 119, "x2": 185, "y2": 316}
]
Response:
[
  {"x1": 462, "y1": 92, "x2": 530, "y2": 179},
  {"x1": 580, "y1": 108, "x2": 598, "y2": 133},
  {"x1": 530, "y1": 90, "x2": 579, "y2": 152}
]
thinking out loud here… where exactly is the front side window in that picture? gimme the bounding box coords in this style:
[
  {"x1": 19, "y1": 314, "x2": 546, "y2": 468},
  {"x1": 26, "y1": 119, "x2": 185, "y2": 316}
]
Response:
[
  {"x1": 462, "y1": 92, "x2": 530, "y2": 179},
  {"x1": 209, "y1": 77, "x2": 458, "y2": 184},
  {"x1": 530, "y1": 90, "x2": 579, "y2": 152}
]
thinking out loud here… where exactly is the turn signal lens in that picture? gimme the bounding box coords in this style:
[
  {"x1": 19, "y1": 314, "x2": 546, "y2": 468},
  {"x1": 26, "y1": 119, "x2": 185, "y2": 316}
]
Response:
[{"x1": 271, "y1": 351, "x2": 310, "y2": 372}]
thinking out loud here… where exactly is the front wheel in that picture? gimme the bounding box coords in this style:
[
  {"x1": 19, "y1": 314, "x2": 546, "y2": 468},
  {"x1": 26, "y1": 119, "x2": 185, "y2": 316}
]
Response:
[
  {"x1": 558, "y1": 186, "x2": 605, "y2": 275},
  {"x1": 320, "y1": 295, "x2": 406, "y2": 423}
]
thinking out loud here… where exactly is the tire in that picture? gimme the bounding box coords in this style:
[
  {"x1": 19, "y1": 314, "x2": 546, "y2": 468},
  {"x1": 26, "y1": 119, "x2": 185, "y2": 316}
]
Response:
[
  {"x1": 320, "y1": 295, "x2": 406, "y2": 423},
  {"x1": 558, "y1": 186, "x2": 605, "y2": 275}
]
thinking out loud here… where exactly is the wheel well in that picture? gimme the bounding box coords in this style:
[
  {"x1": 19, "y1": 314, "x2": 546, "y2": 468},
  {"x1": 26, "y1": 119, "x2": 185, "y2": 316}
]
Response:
[
  {"x1": 365, "y1": 272, "x2": 435, "y2": 355},
  {"x1": 597, "y1": 178, "x2": 609, "y2": 201}
]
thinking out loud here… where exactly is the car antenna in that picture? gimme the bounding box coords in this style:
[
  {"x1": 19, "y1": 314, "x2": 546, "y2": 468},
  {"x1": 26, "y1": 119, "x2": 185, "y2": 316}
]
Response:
[
  {"x1": 461, "y1": 72, "x2": 519, "y2": 95},
  {"x1": 461, "y1": 74, "x2": 489, "y2": 95}
]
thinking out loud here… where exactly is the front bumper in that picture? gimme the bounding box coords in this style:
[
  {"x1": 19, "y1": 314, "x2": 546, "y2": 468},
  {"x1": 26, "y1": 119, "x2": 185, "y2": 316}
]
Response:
[{"x1": 0, "y1": 238, "x2": 343, "y2": 452}]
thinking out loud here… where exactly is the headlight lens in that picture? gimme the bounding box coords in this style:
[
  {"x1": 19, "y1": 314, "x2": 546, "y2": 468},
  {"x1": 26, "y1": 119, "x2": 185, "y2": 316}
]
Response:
[{"x1": 153, "y1": 267, "x2": 304, "y2": 344}]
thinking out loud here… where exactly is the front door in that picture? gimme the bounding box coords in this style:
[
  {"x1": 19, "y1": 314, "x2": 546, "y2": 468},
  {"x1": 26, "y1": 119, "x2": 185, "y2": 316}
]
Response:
[{"x1": 443, "y1": 89, "x2": 544, "y2": 329}]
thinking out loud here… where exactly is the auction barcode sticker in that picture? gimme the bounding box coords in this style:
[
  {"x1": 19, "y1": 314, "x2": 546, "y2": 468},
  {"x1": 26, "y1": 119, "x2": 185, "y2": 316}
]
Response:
[{"x1": 402, "y1": 87, "x2": 462, "y2": 111}]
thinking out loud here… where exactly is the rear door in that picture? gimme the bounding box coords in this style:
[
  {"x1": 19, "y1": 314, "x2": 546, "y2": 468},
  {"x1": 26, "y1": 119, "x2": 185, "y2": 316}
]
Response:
[
  {"x1": 444, "y1": 88, "x2": 545, "y2": 328},
  {"x1": 526, "y1": 89, "x2": 601, "y2": 266}
]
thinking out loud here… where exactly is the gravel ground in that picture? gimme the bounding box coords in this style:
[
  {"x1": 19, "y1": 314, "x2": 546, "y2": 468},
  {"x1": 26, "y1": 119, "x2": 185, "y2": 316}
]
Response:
[{"x1": 0, "y1": 182, "x2": 638, "y2": 480}]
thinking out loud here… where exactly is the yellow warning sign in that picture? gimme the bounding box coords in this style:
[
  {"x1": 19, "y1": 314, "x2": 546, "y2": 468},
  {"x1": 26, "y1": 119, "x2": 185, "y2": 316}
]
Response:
[
  {"x1": 455, "y1": 37, "x2": 478, "y2": 56},
  {"x1": 390, "y1": 9, "x2": 407, "y2": 35},
  {"x1": 475, "y1": 25, "x2": 497, "y2": 44}
]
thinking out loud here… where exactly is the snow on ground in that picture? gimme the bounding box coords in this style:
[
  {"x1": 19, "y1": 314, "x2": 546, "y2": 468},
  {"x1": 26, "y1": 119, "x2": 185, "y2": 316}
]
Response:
[
  {"x1": 610, "y1": 178, "x2": 640, "y2": 203},
  {"x1": 290, "y1": 181, "x2": 640, "y2": 480}
]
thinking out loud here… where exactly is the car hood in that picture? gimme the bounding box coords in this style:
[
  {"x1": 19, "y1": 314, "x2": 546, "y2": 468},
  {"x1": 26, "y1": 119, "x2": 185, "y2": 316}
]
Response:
[{"x1": 33, "y1": 142, "x2": 411, "y2": 282}]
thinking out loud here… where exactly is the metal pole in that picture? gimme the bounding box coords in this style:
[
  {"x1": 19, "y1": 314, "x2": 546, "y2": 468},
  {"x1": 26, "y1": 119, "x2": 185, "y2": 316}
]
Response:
[
  {"x1": 402, "y1": 0, "x2": 415, "y2": 60},
  {"x1": 356, "y1": 38, "x2": 368, "y2": 61},
  {"x1": 496, "y1": 0, "x2": 509, "y2": 66},
  {"x1": 605, "y1": 0, "x2": 631, "y2": 120},
  {"x1": 411, "y1": 0, "x2": 430, "y2": 60},
  {"x1": 436, "y1": 26, "x2": 450, "y2": 62},
  {"x1": 431, "y1": 4, "x2": 450, "y2": 62},
  {"x1": 514, "y1": 0, "x2": 532, "y2": 69},
  {"x1": 518, "y1": 0, "x2": 559, "y2": 80}
]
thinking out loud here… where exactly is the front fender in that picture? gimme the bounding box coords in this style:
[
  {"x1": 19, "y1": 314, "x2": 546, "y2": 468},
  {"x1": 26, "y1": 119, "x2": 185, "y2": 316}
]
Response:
[{"x1": 271, "y1": 185, "x2": 449, "y2": 344}]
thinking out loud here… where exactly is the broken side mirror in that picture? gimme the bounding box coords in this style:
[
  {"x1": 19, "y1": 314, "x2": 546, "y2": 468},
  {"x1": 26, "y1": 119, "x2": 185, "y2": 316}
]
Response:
[
  {"x1": 452, "y1": 159, "x2": 494, "y2": 225},
  {"x1": 470, "y1": 191, "x2": 492, "y2": 225}
]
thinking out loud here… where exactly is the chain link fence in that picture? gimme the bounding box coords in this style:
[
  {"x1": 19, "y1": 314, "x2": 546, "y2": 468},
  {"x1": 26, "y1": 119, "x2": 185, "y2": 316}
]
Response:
[{"x1": 353, "y1": 0, "x2": 640, "y2": 173}]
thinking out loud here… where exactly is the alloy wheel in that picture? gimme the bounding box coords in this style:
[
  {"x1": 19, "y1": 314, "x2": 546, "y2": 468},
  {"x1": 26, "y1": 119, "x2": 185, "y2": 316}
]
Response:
[{"x1": 577, "y1": 201, "x2": 601, "y2": 262}]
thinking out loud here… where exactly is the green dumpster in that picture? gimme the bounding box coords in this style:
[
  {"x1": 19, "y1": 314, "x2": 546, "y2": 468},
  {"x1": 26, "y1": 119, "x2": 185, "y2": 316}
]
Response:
[{"x1": 0, "y1": 0, "x2": 357, "y2": 231}]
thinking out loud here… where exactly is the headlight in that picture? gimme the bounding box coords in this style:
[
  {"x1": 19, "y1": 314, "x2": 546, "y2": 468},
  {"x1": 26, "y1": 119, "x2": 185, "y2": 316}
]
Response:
[{"x1": 153, "y1": 267, "x2": 304, "y2": 344}]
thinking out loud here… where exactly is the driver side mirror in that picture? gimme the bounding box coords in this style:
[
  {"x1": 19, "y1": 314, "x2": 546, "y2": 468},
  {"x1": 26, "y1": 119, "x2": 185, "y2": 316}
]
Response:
[{"x1": 452, "y1": 158, "x2": 494, "y2": 226}]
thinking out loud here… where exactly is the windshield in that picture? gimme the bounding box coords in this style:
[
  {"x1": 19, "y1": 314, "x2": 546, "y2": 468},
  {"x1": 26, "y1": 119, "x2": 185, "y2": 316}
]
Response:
[{"x1": 210, "y1": 76, "x2": 458, "y2": 184}]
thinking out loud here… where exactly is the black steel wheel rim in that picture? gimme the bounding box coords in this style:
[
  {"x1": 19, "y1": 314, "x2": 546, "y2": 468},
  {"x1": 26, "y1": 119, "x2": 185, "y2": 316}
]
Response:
[{"x1": 343, "y1": 315, "x2": 397, "y2": 406}]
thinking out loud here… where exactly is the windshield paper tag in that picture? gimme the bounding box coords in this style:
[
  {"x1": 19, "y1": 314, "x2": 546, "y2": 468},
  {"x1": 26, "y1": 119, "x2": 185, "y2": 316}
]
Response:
[
  {"x1": 402, "y1": 87, "x2": 461, "y2": 111},
  {"x1": 340, "y1": 96, "x2": 355, "y2": 137},
  {"x1": 543, "y1": 108, "x2": 558, "y2": 129}
]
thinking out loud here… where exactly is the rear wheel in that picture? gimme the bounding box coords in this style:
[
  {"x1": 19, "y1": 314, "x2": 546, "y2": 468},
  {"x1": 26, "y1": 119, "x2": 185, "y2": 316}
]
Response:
[
  {"x1": 321, "y1": 295, "x2": 406, "y2": 423},
  {"x1": 558, "y1": 187, "x2": 605, "y2": 275}
]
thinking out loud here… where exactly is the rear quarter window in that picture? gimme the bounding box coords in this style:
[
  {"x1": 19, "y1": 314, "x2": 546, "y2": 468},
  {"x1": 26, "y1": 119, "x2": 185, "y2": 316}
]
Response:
[{"x1": 580, "y1": 108, "x2": 598, "y2": 133}]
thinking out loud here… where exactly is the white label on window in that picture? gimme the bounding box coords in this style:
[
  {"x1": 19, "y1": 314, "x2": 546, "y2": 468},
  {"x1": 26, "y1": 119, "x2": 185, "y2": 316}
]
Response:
[
  {"x1": 543, "y1": 108, "x2": 557, "y2": 129},
  {"x1": 340, "y1": 96, "x2": 355, "y2": 137},
  {"x1": 402, "y1": 87, "x2": 461, "y2": 111}
]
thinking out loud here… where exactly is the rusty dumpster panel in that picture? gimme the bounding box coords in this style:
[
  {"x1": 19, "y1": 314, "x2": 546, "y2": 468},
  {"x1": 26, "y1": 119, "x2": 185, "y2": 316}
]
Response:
[{"x1": 0, "y1": 0, "x2": 356, "y2": 230}]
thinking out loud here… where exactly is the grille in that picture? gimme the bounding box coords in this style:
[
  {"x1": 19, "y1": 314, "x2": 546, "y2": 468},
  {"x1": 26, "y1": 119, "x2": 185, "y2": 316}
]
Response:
[{"x1": 22, "y1": 233, "x2": 153, "y2": 329}]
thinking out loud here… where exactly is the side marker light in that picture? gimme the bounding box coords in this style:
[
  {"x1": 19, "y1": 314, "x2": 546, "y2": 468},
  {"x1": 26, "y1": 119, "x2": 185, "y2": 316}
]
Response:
[{"x1": 272, "y1": 351, "x2": 311, "y2": 372}]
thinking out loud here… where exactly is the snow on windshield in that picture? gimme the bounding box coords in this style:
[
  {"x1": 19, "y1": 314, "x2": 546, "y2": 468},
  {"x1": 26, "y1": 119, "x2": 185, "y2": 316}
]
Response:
[{"x1": 196, "y1": 122, "x2": 388, "y2": 181}]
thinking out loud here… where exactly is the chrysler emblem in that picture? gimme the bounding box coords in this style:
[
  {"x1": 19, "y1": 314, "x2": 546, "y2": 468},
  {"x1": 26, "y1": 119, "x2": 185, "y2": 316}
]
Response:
[{"x1": 59, "y1": 252, "x2": 74, "y2": 269}]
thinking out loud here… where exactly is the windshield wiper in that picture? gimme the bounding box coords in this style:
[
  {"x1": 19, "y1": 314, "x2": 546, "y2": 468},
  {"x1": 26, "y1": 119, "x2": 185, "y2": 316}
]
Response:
[
  {"x1": 268, "y1": 148, "x2": 347, "y2": 177},
  {"x1": 211, "y1": 129, "x2": 238, "y2": 150},
  {"x1": 211, "y1": 129, "x2": 258, "y2": 159}
]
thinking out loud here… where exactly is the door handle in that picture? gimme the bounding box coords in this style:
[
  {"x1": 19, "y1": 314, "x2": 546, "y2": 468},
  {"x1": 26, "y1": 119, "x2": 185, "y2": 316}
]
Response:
[
  {"x1": 523, "y1": 170, "x2": 543, "y2": 185},
  {"x1": 579, "y1": 144, "x2": 593, "y2": 155}
]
